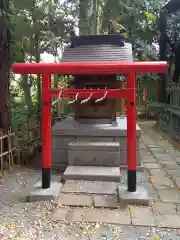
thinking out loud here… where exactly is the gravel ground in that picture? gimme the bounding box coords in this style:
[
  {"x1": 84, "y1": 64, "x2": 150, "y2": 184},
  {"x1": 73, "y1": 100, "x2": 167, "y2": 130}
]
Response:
[{"x1": 0, "y1": 167, "x2": 180, "y2": 240}]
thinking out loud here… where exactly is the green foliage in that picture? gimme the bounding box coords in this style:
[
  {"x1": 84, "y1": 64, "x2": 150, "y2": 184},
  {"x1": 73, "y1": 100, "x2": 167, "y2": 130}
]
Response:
[
  {"x1": 143, "y1": 11, "x2": 157, "y2": 21},
  {"x1": 10, "y1": 0, "x2": 169, "y2": 127},
  {"x1": 10, "y1": 83, "x2": 26, "y2": 129},
  {"x1": 10, "y1": 0, "x2": 74, "y2": 127},
  {"x1": 11, "y1": 0, "x2": 69, "y2": 61}
]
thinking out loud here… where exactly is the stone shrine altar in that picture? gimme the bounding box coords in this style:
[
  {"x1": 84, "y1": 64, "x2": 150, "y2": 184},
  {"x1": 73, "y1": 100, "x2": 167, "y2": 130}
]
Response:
[{"x1": 52, "y1": 34, "x2": 142, "y2": 181}]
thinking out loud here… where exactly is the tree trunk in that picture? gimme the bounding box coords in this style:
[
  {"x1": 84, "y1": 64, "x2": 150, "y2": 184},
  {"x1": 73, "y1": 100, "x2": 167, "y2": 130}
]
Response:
[
  {"x1": 172, "y1": 45, "x2": 180, "y2": 84},
  {"x1": 20, "y1": 75, "x2": 34, "y2": 113},
  {"x1": 91, "y1": 0, "x2": 99, "y2": 35},
  {"x1": 0, "y1": 0, "x2": 11, "y2": 133},
  {"x1": 158, "y1": 11, "x2": 167, "y2": 103},
  {"x1": 34, "y1": 35, "x2": 41, "y2": 123},
  {"x1": 158, "y1": 34, "x2": 167, "y2": 103},
  {"x1": 79, "y1": 0, "x2": 94, "y2": 35}
]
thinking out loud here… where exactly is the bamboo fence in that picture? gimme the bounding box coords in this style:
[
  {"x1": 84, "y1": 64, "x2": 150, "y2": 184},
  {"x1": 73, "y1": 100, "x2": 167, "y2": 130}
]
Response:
[{"x1": 0, "y1": 126, "x2": 40, "y2": 175}]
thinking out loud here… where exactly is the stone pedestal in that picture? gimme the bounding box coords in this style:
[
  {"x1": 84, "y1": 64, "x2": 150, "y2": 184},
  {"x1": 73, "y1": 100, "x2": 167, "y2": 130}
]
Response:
[
  {"x1": 27, "y1": 181, "x2": 63, "y2": 202},
  {"x1": 52, "y1": 116, "x2": 142, "y2": 171},
  {"x1": 118, "y1": 184, "x2": 150, "y2": 206}
]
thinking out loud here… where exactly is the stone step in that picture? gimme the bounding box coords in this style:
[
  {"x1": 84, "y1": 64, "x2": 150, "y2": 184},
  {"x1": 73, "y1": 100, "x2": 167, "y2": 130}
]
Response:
[
  {"x1": 68, "y1": 141, "x2": 120, "y2": 167},
  {"x1": 63, "y1": 166, "x2": 121, "y2": 182},
  {"x1": 68, "y1": 141, "x2": 120, "y2": 151}
]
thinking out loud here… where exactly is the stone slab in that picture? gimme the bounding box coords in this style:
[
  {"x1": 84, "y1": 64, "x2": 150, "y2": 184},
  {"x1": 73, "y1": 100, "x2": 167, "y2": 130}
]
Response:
[
  {"x1": 152, "y1": 202, "x2": 177, "y2": 215},
  {"x1": 130, "y1": 206, "x2": 155, "y2": 226},
  {"x1": 144, "y1": 163, "x2": 160, "y2": 169},
  {"x1": 68, "y1": 150, "x2": 120, "y2": 167},
  {"x1": 148, "y1": 169, "x2": 168, "y2": 178},
  {"x1": 157, "y1": 188, "x2": 180, "y2": 203},
  {"x1": 140, "y1": 150, "x2": 152, "y2": 156},
  {"x1": 52, "y1": 136, "x2": 141, "y2": 151},
  {"x1": 142, "y1": 157, "x2": 157, "y2": 163},
  {"x1": 52, "y1": 150, "x2": 68, "y2": 164},
  {"x1": 57, "y1": 193, "x2": 93, "y2": 207},
  {"x1": 140, "y1": 142, "x2": 146, "y2": 148},
  {"x1": 172, "y1": 151, "x2": 180, "y2": 157},
  {"x1": 77, "y1": 119, "x2": 114, "y2": 124},
  {"x1": 93, "y1": 195, "x2": 119, "y2": 208},
  {"x1": 169, "y1": 170, "x2": 180, "y2": 177},
  {"x1": 52, "y1": 162, "x2": 144, "y2": 172},
  {"x1": 52, "y1": 207, "x2": 131, "y2": 224},
  {"x1": 175, "y1": 157, "x2": 180, "y2": 163},
  {"x1": 62, "y1": 180, "x2": 118, "y2": 195},
  {"x1": 154, "y1": 214, "x2": 180, "y2": 228},
  {"x1": 161, "y1": 163, "x2": 180, "y2": 170},
  {"x1": 118, "y1": 185, "x2": 150, "y2": 206},
  {"x1": 52, "y1": 149, "x2": 141, "y2": 168},
  {"x1": 115, "y1": 137, "x2": 140, "y2": 150},
  {"x1": 63, "y1": 166, "x2": 121, "y2": 182},
  {"x1": 145, "y1": 144, "x2": 159, "y2": 148},
  {"x1": 153, "y1": 153, "x2": 174, "y2": 162},
  {"x1": 52, "y1": 136, "x2": 75, "y2": 150},
  {"x1": 52, "y1": 163, "x2": 66, "y2": 172},
  {"x1": 76, "y1": 136, "x2": 114, "y2": 143},
  {"x1": 53, "y1": 135, "x2": 140, "y2": 151},
  {"x1": 68, "y1": 141, "x2": 120, "y2": 151},
  {"x1": 159, "y1": 160, "x2": 175, "y2": 165},
  {"x1": 52, "y1": 117, "x2": 142, "y2": 137},
  {"x1": 149, "y1": 148, "x2": 166, "y2": 154},
  {"x1": 140, "y1": 150, "x2": 151, "y2": 156},
  {"x1": 146, "y1": 184, "x2": 159, "y2": 202},
  {"x1": 27, "y1": 181, "x2": 62, "y2": 202},
  {"x1": 52, "y1": 149, "x2": 142, "y2": 167},
  {"x1": 151, "y1": 176, "x2": 174, "y2": 190},
  {"x1": 118, "y1": 163, "x2": 144, "y2": 172}
]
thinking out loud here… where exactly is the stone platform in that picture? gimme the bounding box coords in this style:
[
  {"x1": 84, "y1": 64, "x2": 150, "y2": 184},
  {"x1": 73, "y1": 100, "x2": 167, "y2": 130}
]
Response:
[{"x1": 52, "y1": 116, "x2": 142, "y2": 171}]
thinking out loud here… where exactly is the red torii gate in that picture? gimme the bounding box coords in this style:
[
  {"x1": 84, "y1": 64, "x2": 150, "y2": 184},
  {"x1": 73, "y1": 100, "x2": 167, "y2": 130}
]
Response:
[{"x1": 12, "y1": 61, "x2": 167, "y2": 192}]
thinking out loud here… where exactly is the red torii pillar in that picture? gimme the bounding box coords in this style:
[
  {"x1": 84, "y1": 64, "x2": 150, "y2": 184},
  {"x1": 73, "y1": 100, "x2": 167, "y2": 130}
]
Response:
[{"x1": 12, "y1": 61, "x2": 167, "y2": 192}]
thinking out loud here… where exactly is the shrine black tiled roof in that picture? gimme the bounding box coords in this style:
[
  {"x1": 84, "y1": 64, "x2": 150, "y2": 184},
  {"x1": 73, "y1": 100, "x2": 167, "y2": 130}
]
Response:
[
  {"x1": 71, "y1": 34, "x2": 125, "y2": 47},
  {"x1": 61, "y1": 34, "x2": 133, "y2": 62}
]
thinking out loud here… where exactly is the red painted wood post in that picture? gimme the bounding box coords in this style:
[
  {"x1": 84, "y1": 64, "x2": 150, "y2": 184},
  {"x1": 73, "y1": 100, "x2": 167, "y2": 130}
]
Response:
[
  {"x1": 127, "y1": 72, "x2": 137, "y2": 192},
  {"x1": 42, "y1": 74, "x2": 52, "y2": 189}
]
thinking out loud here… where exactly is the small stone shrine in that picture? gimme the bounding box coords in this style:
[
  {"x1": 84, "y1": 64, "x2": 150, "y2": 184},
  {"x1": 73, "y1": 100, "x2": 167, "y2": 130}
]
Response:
[{"x1": 52, "y1": 34, "x2": 142, "y2": 181}]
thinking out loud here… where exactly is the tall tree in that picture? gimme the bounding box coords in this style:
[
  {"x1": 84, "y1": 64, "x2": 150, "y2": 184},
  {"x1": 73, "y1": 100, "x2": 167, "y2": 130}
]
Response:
[
  {"x1": 158, "y1": 0, "x2": 180, "y2": 102},
  {"x1": 11, "y1": 0, "x2": 72, "y2": 120},
  {"x1": 0, "y1": 0, "x2": 11, "y2": 132},
  {"x1": 79, "y1": 0, "x2": 94, "y2": 35}
]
